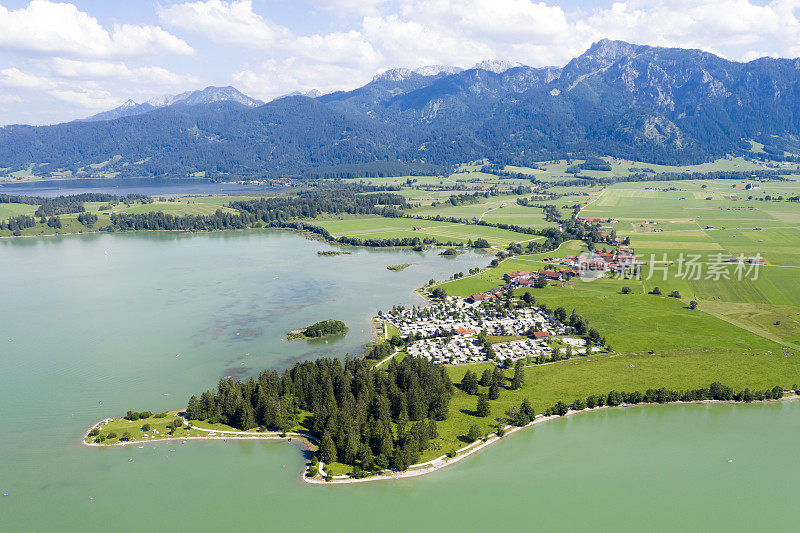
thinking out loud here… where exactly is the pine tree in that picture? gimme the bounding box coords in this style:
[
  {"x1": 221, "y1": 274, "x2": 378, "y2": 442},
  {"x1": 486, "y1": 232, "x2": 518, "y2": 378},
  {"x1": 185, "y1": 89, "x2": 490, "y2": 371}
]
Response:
[
  {"x1": 479, "y1": 369, "x2": 492, "y2": 387},
  {"x1": 476, "y1": 394, "x2": 490, "y2": 417},
  {"x1": 186, "y1": 395, "x2": 201, "y2": 420},
  {"x1": 520, "y1": 398, "x2": 535, "y2": 421},
  {"x1": 512, "y1": 360, "x2": 525, "y2": 390},
  {"x1": 319, "y1": 433, "x2": 337, "y2": 464},
  {"x1": 460, "y1": 370, "x2": 479, "y2": 395},
  {"x1": 427, "y1": 419, "x2": 438, "y2": 440},
  {"x1": 488, "y1": 381, "x2": 500, "y2": 400},
  {"x1": 491, "y1": 367, "x2": 504, "y2": 388}
]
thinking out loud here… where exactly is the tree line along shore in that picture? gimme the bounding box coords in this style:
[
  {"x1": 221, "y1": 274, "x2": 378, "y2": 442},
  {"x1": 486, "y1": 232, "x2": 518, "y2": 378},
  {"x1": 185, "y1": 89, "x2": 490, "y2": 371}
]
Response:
[{"x1": 84, "y1": 376, "x2": 797, "y2": 483}]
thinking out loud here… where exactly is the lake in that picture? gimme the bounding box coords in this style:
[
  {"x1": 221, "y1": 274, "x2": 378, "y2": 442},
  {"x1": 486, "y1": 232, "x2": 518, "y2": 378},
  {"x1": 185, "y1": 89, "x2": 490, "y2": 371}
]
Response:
[
  {"x1": 0, "y1": 178, "x2": 285, "y2": 198},
  {"x1": 2, "y1": 231, "x2": 799, "y2": 531}
]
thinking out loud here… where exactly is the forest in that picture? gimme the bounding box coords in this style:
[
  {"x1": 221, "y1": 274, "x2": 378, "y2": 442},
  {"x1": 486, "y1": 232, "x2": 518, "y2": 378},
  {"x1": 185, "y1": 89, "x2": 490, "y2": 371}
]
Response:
[{"x1": 185, "y1": 356, "x2": 454, "y2": 473}]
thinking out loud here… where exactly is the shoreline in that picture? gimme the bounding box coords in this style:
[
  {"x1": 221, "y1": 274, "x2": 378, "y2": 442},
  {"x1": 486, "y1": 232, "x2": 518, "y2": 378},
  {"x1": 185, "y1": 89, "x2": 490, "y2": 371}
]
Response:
[
  {"x1": 82, "y1": 394, "x2": 799, "y2": 485},
  {"x1": 309, "y1": 393, "x2": 800, "y2": 484}
]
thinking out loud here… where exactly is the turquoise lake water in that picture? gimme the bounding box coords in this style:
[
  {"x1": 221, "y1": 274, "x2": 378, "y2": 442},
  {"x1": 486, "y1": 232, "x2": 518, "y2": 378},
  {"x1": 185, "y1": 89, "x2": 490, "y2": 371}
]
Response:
[{"x1": 2, "y1": 231, "x2": 799, "y2": 531}]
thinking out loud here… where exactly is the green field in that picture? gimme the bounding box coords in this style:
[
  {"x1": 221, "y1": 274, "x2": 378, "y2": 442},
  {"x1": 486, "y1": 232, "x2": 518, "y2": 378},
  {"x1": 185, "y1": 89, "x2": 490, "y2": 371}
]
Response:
[
  {"x1": 85, "y1": 412, "x2": 207, "y2": 445},
  {"x1": 506, "y1": 156, "x2": 795, "y2": 183},
  {"x1": 0, "y1": 203, "x2": 37, "y2": 220},
  {"x1": 314, "y1": 215, "x2": 538, "y2": 247},
  {"x1": 427, "y1": 345, "x2": 800, "y2": 460}
]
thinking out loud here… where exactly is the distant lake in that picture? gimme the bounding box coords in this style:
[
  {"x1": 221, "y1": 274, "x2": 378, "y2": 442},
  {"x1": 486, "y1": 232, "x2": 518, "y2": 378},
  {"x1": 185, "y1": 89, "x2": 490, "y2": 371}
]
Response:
[
  {"x1": 3, "y1": 231, "x2": 800, "y2": 531},
  {"x1": 0, "y1": 178, "x2": 287, "y2": 198}
]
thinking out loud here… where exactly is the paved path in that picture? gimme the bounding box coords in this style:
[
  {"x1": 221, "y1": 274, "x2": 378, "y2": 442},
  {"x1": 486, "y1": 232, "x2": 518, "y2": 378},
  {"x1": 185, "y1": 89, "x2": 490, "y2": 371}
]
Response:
[{"x1": 577, "y1": 188, "x2": 606, "y2": 216}]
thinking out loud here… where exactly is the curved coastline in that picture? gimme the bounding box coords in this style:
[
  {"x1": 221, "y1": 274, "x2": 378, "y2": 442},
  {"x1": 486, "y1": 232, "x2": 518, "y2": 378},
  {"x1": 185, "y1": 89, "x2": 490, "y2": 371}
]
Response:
[{"x1": 82, "y1": 394, "x2": 799, "y2": 485}]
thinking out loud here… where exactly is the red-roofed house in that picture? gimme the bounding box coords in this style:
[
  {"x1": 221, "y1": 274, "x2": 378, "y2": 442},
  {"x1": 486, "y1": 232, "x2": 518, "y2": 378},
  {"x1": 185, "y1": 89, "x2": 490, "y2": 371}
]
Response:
[
  {"x1": 532, "y1": 331, "x2": 549, "y2": 338},
  {"x1": 540, "y1": 270, "x2": 562, "y2": 280}
]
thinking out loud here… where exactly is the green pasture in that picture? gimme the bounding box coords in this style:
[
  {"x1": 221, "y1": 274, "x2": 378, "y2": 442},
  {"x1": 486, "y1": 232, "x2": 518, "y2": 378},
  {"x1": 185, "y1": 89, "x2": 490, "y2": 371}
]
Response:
[
  {"x1": 314, "y1": 215, "x2": 536, "y2": 246},
  {"x1": 422, "y1": 342, "x2": 800, "y2": 462},
  {"x1": 0, "y1": 203, "x2": 38, "y2": 220}
]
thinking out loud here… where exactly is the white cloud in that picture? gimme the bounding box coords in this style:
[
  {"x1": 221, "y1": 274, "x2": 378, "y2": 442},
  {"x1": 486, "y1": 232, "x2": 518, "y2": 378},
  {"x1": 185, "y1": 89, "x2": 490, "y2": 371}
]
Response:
[
  {"x1": 49, "y1": 86, "x2": 121, "y2": 109},
  {"x1": 0, "y1": 1, "x2": 194, "y2": 58},
  {"x1": 309, "y1": 0, "x2": 389, "y2": 16},
  {"x1": 159, "y1": 0, "x2": 290, "y2": 48},
  {"x1": 0, "y1": 67, "x2": 51, "y2": 88},
  {"x1": 50, "y1": 58, "x2": 198, "y2": 85},
  {"x1": 287, "y1": 31, "x2": 382, "y2": 66},
  {"x1": 0, "y1": 66, "x2": 120, "y2": 110},
  {"x1": 233, "y1": 58, "x2": 373, "y2": 100},
  {"x1": 362, "y1": 15, "x2": 491, "y2": 67}
]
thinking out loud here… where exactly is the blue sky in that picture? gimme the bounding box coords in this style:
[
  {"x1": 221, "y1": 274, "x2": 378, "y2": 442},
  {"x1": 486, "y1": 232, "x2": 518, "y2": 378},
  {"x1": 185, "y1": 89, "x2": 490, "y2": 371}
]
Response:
[{"x1": 0, "y1": 0, "x2": 797, "y2": 125}]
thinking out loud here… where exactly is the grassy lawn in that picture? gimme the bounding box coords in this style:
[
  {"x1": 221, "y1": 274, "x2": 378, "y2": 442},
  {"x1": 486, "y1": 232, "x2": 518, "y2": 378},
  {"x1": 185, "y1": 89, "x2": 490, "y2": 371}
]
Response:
[
  {"x1": 85, "y1": 412, "x2": 204, "y2": 445},
  {"x1": 424, "y1": 344, "x2": 800, "y2": 461},
  {"x1": 0, "y1": 203, "x2": 38, "y2": 220},
  {"x1": 313, "y1": 215, "x2": 537, "y2": 247}
]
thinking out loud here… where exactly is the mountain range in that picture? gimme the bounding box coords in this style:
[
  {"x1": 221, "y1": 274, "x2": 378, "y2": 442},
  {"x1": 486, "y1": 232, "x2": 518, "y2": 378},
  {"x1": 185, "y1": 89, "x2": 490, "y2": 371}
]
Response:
[
  {"x1": 83, "y1": 86, "x2": 263, "y2": 122},
  {"x1": 2, "y1": 39, "x2": 800, "y2": 180}
]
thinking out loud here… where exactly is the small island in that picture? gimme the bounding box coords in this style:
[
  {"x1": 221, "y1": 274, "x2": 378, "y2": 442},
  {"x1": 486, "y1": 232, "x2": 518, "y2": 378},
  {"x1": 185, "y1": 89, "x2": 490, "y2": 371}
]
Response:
[
  {"x1": 439, "y1": 248, "x2": 464, "y2": 257},
  {"x1": 287, "y1": 319, "x2": 348, "y2": 341},
  {"x1": 387, "y1": 263, "x2": 412, "y2": 271},
  {"x1": 318, "y1": 250, "x2": 352, "y2": 256}
]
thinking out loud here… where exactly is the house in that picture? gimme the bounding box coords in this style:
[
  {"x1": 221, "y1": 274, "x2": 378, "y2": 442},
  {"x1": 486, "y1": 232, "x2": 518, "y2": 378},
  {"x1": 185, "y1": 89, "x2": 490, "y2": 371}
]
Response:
[
  {"x1": 455, "y1": 327, "x2": 477, "y2": 336},
  {"x1": 539, "y1": 269, "x2": 563, "y2": 280},
  {"x1": 532, "y1": 331, "x2": 549, "y2": 338},
  {"x1": 467, "y1": 293, "x2": 488, "y2": 303},
  {"x1": 412, "y1": 226, "x2": 423, "y2": 231}
]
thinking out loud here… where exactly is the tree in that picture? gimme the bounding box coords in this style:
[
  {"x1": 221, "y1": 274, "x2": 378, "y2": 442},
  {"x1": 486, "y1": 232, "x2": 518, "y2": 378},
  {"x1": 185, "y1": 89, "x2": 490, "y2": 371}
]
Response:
[
  {"x1": 476, "y1": 395, "x2": 490, "y2": 417},
  {"x1": 427, "y1": 419, "x2": 438, "y2": 440},
  {"x1": 319, "y1": 433, "x2": 337, "y2": 464},
  {"x1": 668, "y1": 290, "x2": 681, "y2": 298},
  {"x1": 460, "y1": 370, "x2": 479, "y2": 395},
  {"x1": 488, "y1": 379, "x2": 500, "y2": 400},
  {"x1": 479, "y1": 368, "x2": 492, "y2": 387},
  {"x1": 431, "y1": 287, "x2": 447, "y2": 299},
  {"x1": 120, "y1": 432, "x2": 132, "y2": 441},
  {"x1": 473, "y1": 238, "x2": 490, "y2": 248},
  {"x1": 689, "y1": 300, "x2": 698, "y2": 309},
  {"x1": 520, "y1": 398, "x2": 535, "y2": 421},
  {"x1": 186, "y1": 395, "x2": 201, "y2": 419},
  {"x1": 141, "y1": 424, "x2": 151, "y2": 431},
  {"x1": 467, "y1": 425, "x2": 482, "y2": 442},
  {"x1": 650, "y1": 286, "x2": 662, "y2": 295},
  {"x1": 620, "y1": 286, "x2": 632, "y2": 294},
  {"x1": 521, "y1": 291, "x2": 535, "y2": 305},
  {"x1": 512, "y1": 360, "x2": 525, "y2": 390},
  {"x1": 552, "y1": 401, "x2": 569, "y2": 416}
]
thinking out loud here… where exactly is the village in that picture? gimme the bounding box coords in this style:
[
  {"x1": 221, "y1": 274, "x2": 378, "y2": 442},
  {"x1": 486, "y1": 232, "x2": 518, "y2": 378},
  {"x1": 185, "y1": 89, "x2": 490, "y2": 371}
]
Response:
[
  {"x1": 380, "y1": 245, "x2": 633, "y2": 366},
  {"x1": 383, "y1": 292, "x2": 603, "y2": 367}
]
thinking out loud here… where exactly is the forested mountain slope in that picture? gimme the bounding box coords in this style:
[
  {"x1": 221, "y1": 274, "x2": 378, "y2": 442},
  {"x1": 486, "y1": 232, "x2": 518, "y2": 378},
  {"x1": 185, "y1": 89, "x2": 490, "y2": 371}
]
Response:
[{"x1": 2, "y1": 39, "x2": 800, "y2": 179}]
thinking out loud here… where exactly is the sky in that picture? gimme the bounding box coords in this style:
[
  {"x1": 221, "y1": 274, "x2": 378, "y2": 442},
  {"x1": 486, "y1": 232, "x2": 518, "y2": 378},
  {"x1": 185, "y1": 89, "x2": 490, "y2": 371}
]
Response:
[{"x1": 1, "y1": 0, "x2": 799, "y2": 125}]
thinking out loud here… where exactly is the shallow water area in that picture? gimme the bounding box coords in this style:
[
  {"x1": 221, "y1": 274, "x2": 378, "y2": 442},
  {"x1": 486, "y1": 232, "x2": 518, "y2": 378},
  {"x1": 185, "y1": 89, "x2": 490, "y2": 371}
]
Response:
[{"x1": 2, "y1": 231, "x2": 800, "y2": 531}]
